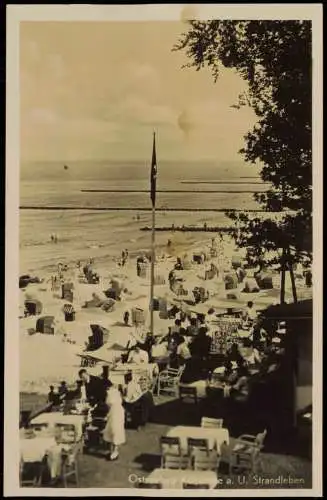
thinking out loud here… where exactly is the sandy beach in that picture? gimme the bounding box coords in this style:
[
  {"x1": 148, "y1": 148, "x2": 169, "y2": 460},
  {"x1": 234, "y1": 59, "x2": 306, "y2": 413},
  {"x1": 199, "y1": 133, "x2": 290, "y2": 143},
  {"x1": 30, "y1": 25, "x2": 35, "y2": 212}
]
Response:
[{"x1": 19, "y1": 231, "x2": 311, "y2": 396}]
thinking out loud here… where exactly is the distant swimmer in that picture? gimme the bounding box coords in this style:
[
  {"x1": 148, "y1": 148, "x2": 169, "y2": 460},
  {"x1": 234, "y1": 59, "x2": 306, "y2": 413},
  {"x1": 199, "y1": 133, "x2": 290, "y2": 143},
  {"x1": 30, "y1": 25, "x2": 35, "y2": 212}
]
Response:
[
  {"x1": 64, "y1": 165, "x2": 69, "y2": 170},
  {"x1": 136, "y1": 214, "x2": 140, "y2": 221}
]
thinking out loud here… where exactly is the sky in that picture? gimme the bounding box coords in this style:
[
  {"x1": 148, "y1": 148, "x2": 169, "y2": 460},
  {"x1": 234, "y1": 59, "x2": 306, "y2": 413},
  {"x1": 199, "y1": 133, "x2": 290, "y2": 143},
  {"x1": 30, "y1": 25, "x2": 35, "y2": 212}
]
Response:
[{"x1": 20, "y1": 21, "x2": 257, "y2": 162}]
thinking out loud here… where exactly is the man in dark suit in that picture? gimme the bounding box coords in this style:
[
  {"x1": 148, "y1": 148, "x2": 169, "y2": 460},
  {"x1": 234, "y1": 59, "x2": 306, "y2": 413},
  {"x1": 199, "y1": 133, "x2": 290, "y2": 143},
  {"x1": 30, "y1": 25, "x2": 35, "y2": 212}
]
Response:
[{"x1": 78, "y1": 369, "x2": 107, "y2": 406}]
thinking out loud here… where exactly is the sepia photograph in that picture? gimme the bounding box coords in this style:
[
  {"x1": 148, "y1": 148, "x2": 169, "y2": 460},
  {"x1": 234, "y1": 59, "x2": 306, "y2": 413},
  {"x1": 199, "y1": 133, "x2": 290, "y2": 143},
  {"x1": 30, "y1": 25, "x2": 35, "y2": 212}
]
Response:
[{"x1": 5, "y1": 4, "x2": 322, "y2": 496}]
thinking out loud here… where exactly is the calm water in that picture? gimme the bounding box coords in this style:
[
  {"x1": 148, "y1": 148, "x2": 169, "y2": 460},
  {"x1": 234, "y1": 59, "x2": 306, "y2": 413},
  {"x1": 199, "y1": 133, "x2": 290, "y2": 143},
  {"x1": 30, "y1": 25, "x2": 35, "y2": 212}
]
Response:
[{"x1": 20, "y1": 160, "x2": 265, "y2": 274}]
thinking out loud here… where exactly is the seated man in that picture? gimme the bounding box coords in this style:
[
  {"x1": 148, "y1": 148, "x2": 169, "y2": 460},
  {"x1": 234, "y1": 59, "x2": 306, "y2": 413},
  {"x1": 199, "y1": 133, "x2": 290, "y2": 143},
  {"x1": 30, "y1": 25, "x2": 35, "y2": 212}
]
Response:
[
  {"x1": 127, "y1": 345, "x2": 149, "y2": 364},
  {"x1": 123, "y1": 373, "x2": 153, "y2": 428},
  {"x1": 243, "y1": 301, "x2": 258, "y2": 325}
]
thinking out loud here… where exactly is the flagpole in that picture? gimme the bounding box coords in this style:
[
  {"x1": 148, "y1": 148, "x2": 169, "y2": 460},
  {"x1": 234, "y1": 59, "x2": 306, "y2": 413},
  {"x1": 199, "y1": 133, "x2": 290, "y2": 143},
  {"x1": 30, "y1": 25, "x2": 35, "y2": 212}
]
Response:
[
  {"x1": 150, "y1": 203, "x2": 155, "y2": 335},
  {"x1": 149, "y1": 130, "x2": 157, "y2": 336}
]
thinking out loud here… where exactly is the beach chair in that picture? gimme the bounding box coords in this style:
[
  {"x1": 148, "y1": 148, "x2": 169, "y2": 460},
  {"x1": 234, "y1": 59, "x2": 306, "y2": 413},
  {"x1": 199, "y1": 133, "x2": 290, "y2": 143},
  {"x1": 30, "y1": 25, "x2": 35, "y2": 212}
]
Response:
[
  {"x1": 201, "y1": 417, "x2": 224, "y2": 429},
  {"x1": 160, "y1": 436, "x2": 188, "y2": 469},
  {"x1": 24, "y1": 299, "x2": 43, "y2": 316},
  {"x1": 63, "y1": 304, "x2": 75, "y2": 322},
  {"x1": 35, "y1": 316, "x2": 55, "y2": 335}
]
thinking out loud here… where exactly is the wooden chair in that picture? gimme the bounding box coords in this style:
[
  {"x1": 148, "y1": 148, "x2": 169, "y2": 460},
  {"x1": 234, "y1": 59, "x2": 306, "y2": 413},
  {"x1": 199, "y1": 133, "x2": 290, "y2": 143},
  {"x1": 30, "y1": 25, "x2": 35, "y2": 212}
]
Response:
[
  {"x1": 157, "y1": 366, "x2": 185, "y2": 397},
  {"x1": 183, "y1": 483, "x2": 210, "y2": 489},
  {"x1": 138, "y1": 482, "x2": 162, "y2": 489},
  {"x1": 160, "y1": 436, "x2": 188, "y2": 469},
  {"x1": 201, "y1": 417, "x2": 224, "y2": 429},
  {"x1": 55, "y1": 424, "x2": 78, "y2": 445},
  {"x1": 20, "y1": 457, "x2": 46, "y2": 487},
  {"x1": 187, "y1": 437, "x2": 219, "y2": 471},
  {"x1": 60, "y1": 442, "x2": 81, "y2": 487},
  {"x1": 230, "y1": 429, "x2": 267, "y2": 474},
  {"x1": 179, "y1": 385, "x2": 198, "y2": 404},
  {"x1": 237, "y1": 428, "x2": 267, "y2": 449}
]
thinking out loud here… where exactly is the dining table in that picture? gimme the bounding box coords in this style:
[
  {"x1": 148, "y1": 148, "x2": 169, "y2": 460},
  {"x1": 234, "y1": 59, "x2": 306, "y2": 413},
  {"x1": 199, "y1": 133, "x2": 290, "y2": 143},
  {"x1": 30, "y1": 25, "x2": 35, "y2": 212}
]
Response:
[
  {"x1": 20, "y1": 436, "x2": 63, "y2": 480},
  {"x1": 30, "y1": 413, "x2": 85, "y2": 440},
  {"x1": 143, "y1": 468, "x2": 218, "y2": 489},
  {"x1": 167, "y1": 425, "x2": 230, "y2": 455}
]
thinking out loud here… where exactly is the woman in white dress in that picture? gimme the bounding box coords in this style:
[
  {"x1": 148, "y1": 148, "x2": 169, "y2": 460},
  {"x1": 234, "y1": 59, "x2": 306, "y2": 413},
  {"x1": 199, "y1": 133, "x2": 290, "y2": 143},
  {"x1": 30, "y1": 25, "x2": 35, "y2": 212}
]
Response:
[{"x1": 102, "y1": 382, "x2": 126, "y2": 461}]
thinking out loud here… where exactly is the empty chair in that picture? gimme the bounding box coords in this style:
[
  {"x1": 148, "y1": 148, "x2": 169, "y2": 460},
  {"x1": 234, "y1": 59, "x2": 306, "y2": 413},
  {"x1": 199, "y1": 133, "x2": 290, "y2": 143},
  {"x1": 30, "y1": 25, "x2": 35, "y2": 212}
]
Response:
[
  {"x1": 63, "y1": 304, "x2": 75, "y2": 322},
  {"x1": 151, "y1": 297, "x2": 160, "y2": 311},
  {"x1": 160, "y1": 436, "x2": 188, "y2": 469},
  {"x1": 35, "y1": 316, "x2": 55, "y2": 334},
  {"x1": 20, "y1": 458, "x2": 46, "y2": 487},
  {"x1": 24, "y1": 299, "x2": 43, "y2": 316},
  {"x1": 55, "y1": 424, "x2": 78, "y2": 445},
  {"x1": 60, "y1": 442, "x2": 81, "y2": 487},
  {"x1": 131, "y1": 308, "x2": 146, "y2": 326},
  {"x1": 157, "y1": 366, "x2": 185, "y2": 397},
  {"x1": 230, "y1": 429, "x2": 267, "y2": 474},
  {"x1": 61, "y1": 282, "x2": 74, "y2": 300},
  {"x1": 187, "y1": 437, "x2": 220, "y2": 471},
  {"x1": 179, "y1": 385, "x2": 198, "y2": 404},
  {"x1": 201, "y1": 417, "x2": 224, "y2": 429},
  {"x1": 187, "y1": 437, "x2": 219, "y2": 471}
]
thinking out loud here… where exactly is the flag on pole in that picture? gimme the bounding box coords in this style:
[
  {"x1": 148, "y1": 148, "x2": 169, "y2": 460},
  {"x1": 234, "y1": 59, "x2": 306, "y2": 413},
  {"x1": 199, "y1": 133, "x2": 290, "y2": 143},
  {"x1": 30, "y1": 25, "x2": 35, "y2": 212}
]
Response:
[{"x1": 150, "y1": 132, "x2": 157, "y2": 207}]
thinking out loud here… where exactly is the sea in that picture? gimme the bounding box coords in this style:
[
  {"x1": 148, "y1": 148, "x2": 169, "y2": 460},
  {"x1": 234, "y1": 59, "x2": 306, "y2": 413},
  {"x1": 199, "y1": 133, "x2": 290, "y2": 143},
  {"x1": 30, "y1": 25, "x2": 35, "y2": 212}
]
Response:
[{"x1": 20, "y1": 160, "x2": 266, "y2": 275}]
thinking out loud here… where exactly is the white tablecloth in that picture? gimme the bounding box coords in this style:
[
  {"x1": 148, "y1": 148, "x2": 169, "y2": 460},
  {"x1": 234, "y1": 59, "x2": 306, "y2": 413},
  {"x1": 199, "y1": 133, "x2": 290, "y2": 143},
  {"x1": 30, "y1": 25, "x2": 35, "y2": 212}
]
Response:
[
  {"x1": 20, "y1": 437, "x2": 63, "y2": 479},
  {"x1": 144, "y1": 468, "x2": 218, "y2": 489},
  {"x1": 167, "y1": 426, "x2": 229, "y2": 454},
  {"x1": 30, "y1": 413, "x2": 85, "y2": 440},
  {"x1": 20, "y1": 437, "x2": 57, "y2": 462}
]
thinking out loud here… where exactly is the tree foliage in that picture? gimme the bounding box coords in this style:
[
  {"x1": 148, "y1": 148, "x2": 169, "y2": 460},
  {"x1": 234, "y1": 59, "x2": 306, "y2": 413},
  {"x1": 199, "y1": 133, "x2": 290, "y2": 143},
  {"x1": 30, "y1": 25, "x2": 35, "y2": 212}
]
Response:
[{"x1": 173, "y1": 20, "x2": 312, "y2": 266}]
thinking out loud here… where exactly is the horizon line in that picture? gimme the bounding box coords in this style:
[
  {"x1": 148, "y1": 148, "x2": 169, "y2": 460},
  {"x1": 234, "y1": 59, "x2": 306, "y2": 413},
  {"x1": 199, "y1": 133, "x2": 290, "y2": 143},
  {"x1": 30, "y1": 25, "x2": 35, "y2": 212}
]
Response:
[{"x1": 20, "y1": 158, "x2": 254, "y2": 165}]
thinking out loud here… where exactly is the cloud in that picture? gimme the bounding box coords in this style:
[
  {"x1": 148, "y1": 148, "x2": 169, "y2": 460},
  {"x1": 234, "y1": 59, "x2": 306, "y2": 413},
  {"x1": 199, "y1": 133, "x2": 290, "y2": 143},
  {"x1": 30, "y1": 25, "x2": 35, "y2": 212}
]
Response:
[{"x1": 20, "y1": 21, "x2": 257, "y2": 161}]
